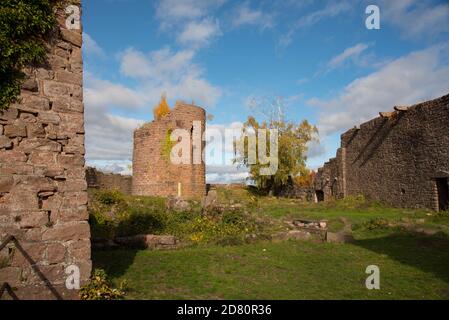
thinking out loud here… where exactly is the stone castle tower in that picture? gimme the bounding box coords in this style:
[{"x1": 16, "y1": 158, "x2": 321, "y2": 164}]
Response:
[{"x1": 132, "y1": 102, "x2": 206, "y2": 199}]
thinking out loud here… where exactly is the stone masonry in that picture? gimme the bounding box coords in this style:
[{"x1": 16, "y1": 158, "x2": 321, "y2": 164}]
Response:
[
  {"x1": 86, "y1": 167, "x2": 132, "y2": 195},
  {"x1": 0, "y1": 1, "x2": 91, "y2": 299},
  {"x1": 132, "y1": 102, "x2": 206, "y2": 199},
  {"x1": 314, "y1": 93, "x2": 449, "y2": 211}
]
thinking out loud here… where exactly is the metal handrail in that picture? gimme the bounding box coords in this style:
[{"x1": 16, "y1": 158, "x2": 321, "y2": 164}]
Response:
[
  {"x1": 0, "y1": 282, "x2": 18, "y2": 300},
  {"x1": 0, "y1": 234, "x2": 63, "y2": 300},
  {"x1": 0, "y1": 234, "x2": 15, "y2": 252},
  {"x1": 0, "y1": 234, "x2": 18, "y2": 300}
]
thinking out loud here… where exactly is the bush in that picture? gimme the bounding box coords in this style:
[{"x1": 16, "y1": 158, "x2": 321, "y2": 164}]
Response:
[
  {"x1": 95, "y1": 189, "x2": 126, "y2": 206},
  {"x1": 0, "y1": 0, "x2": 58, "y2": 110},
  {"x1": 115, "y1": 209, "x2": 167, "y2": 237},
  {"x1": 79, "y1": 269, "x2": 126, "y2": 300},
  {"x1": 88, "y1": 191, "x2": 274, "y2": 246},
  {"x1": 89, "y1": 210, "x2": 116, "y2": 239}
]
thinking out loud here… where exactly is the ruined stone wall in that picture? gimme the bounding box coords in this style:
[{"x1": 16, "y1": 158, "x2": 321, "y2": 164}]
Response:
[
  {"x1": 277, "y1": 185, "x2": 315, "y2": 201},
  {"x1": 314, "y1": 148, "x2": 346, "y2": 202},
  {"x1": 132, "y1": 103, "x2": 206, "y2": 199},
  {"x1": 0, "y1": 1, "x2": 91, "y2": 299},
  {"x1": 315, "y1": 94, "x2": 449, "y2": 210},
  {"x1": 86, "y1": 167, "x2": 132, "y2": 195}
]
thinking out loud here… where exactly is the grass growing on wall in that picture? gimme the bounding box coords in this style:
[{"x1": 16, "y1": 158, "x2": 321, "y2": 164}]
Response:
[{"x1": 0, "y1": 0, "x2": 58, "y2": 110}]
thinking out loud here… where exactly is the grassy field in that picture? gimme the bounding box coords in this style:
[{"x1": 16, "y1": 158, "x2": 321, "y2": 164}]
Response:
[{"x1": 90, "y1": 185, "x2": 449, "y2": 300}]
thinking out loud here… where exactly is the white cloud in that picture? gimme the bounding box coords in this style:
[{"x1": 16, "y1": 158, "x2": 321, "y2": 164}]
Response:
[
  {"x1": 231, "y1": 3, "x2": 274, "y2": 30},
  {"x1": 379, "y1": 0, "x2": 449, "y2": 39},
  {"x1": 84, "y1": 74, "x2": 146, "y2": 109},
  {"x1": 206, "y1": 165, "x2": 249, "y2": 184},
  {"x1": 83, "y1": 33, "x2": 105, "y2": 57},
  {"x1": 84, "y1": 45, "x2": 223, "y2": 162},
  {"x1": 85, "y1": 110, "x2": 145, "y2": 161},
  {"x1": 177, "y1": 18, "x2": 222, "y2": 47},
  {"x1": 156, "y1": 0, "x2": 225, "y2": 47},
  {"x1": 120, "y1": 47, "x2": 196, "y2": 80},
  {"x1": 119, "y1": 49, "x2": 153, "y2": 79},
  {"x1": 326, "y1": 43, "x2": 371, "y2": 71},
  {"x1": 305, "y1": 140, "x2": 326, "y2": 159},
  {"x1": 308, "y1": 43, "x2": 449, "y2": 136},
  {"x1": 156, "y1": 0, "x2": 226, "y2": 22},
  {"x1": 119, "y1": 47, "x2": 222, "y2": 107},
  {"x1": 280, "y1": 1, "x2": 351, "y2": 48},
  {"x1": 87, "y1": 160, "x2": 133, "y2": 176}
]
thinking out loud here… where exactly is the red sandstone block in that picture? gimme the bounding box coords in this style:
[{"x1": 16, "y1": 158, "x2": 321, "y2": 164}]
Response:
[
  {"x1": 39, "y1": 112, "x2": 61, "y2": 125},
  {"x1": 59, "y1": 113, "x2": 84, "y2": 134},
  {"x1": 20, "y1": 95, "x2": 51, "y2": 112},
  {"x1": 55, "y1": 71, "x2": 82, "y2": 86},
  {"x1": 57, "y1": 179, "x2": 87, "y2": 192},
  {"x1": 43, "y1": 80, "x2": 71, "y2": 98},
  {"x1": 26, "y1": 123, "x2": 46, "y2": 138},
  {"x1": 70, "y1": 47, "x2": 83, "y2": 65},
  {"x1": 16, "y1": 211, "x2": 49, "y2": 229},
  {"x1": 68, "y1": 239, "x2": 91, "y2": 262},
  {"x1": 42, "y1": 194, "x2": 63, "y2": 211},
  {"x1": 29, "y1": 151, "x2": 58, "y2": 166},
  {"x1": 27, "y1": 264, "x2": 65, "y2": 285},
  {"x1": 0, "y1": 107, "x2": 19, "y2": 121},
  {"x1": 3, "y1": 192, "x2": 39, "y2": 212},
  {"x1": 61, "y1": 192, "x2": 88, "y2": 208},
  {"x1": 0, "y1": 136, "x2": 12, "y2": 149},
  {"x1": 60, "y1": 29, "x2": 82, "y2": 47},
  {"x1": 58, "y1": 154, "x2": 85, "y2": 168},
  {"x1": 11, "y1": 242, "x2": 47, "y2": 266},
  {"x1": 0, "y1": 267, "x2": 22, "y2": 287},
  {"x1": 70, "y1": 62, "x2": 83, "y2": 74},
  {"x1": 46, "y1": 243, "x2": 66, "y2": 264},
  {"x1": 65, "y1": 167, "x2": 85, "y2": 180},
  {"x1": 4, "y1": 120, "x2": 27, "y2": 138},
  {"x1": 42, "y1": 221, "x2": 90, "y2": 242},
  {"x1": 51, "y1": 54, "x2": 69, "y2": 70},
  {"x1": 24, "y1": 228, "x2": 43, "y2": 242},
  {"x1": 52, "y1": 207, "x2": 88, "y2": 223}
]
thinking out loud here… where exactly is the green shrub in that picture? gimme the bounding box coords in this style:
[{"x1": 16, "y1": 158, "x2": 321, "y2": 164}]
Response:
[
  {"x1": 115, "y1": 209, "x2": 167, "y2": 237},
  {"x1": 88, "y1": 192, "x2": 274, "y2": 245},
  {"x1": 79, "y1": 269, "x2": 126, "y2": 300},
  {"x1": 95, "y1": 189, "x2": 126, "y2": 206},
  {"x1": 0, "y1": 0, "x2": 59, "y2": 110},
  {"x1": 89, "y1": 210, "x2": 116, "y2": 239}
]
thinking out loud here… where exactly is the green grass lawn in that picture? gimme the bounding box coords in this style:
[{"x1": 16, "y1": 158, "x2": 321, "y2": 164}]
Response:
[
  {"x1": 90, "y1": 185, "x2": 449, "y2": 300},
  {"x1": 93, "y1": 230, "x2": 449, "y2": 300}
]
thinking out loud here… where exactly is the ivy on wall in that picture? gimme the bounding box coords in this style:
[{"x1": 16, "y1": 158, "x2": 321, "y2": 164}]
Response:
[
  {"x1": 161, "y1": 129, "x2": 177, "y2": 162},
  {"x1": 0, "y1": 0, "x2": 58, "y2": 110}
]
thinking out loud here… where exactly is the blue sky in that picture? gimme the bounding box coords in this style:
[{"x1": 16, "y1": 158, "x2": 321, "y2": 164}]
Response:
[{"x1": 82, "y1": 0, "x2": 449, "y2": 182}]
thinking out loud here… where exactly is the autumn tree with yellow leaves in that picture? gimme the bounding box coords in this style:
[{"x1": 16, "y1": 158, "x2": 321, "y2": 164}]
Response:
[{"x1": 153, "y1": 93, "x2": 171, "y2": 120}]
